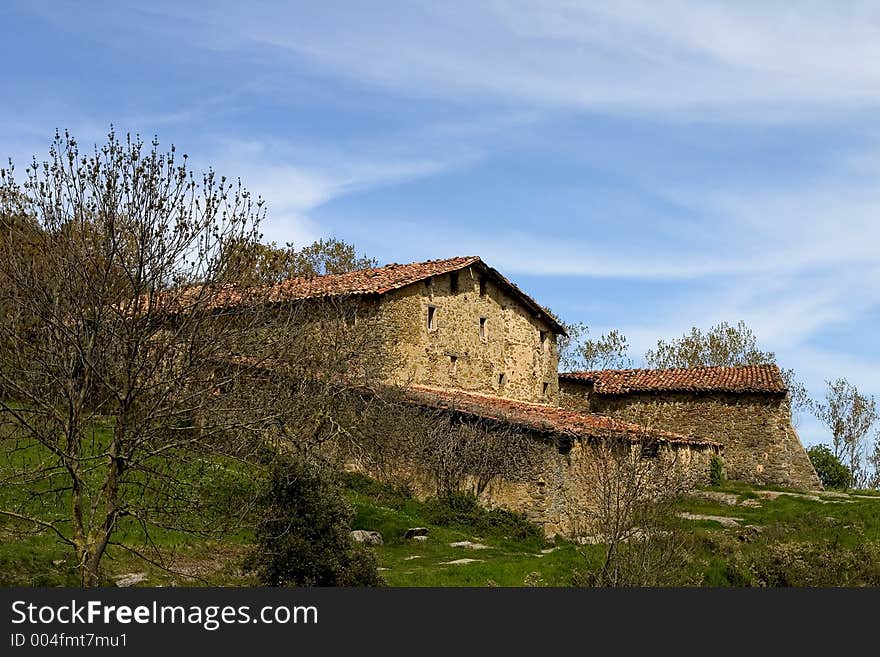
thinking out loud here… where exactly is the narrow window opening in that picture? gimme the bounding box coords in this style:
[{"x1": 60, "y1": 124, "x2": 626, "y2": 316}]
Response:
[
  {"x1": 498, "y1": 372, "x2": 507, "y2": 387},
  {"x1": 427, "y1": 305, "x2": 436, "y2": 330},
  {"x1": 641, "y1": 440, "x2": 660, "y2": 459},
  {"x1": 449, "y1": 272, "x2": 459, "y2": 294},
  {"x1": 479, "y1": 316, "x2": 487, "y2": 340},
  {"x1": 539, "y1": 330, "x2": 548, "y2": 350},
  {"x1": 344, "y1": 306, "x2": 357, "y2": 327},
  {"x1": 449, "y1": 355, "x2": 458, "y2": 374},
  {"x1": 542, "y1": 382, "x2": 550, "y2": 397},
  {"x1": 479, "y1": 276, "x2": 487, "y2": 297}
]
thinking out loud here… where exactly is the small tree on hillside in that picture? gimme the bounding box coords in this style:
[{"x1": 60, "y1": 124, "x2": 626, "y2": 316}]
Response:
[
  {"x1": 246, "y1": 455, "x2": 383, "y2": 587},
  {"x1": 814, "y1": 379, "x2": 878, "y2": 489},
  {"x1": 0, "y1": 130, "x2": 389, "y2": 586},
  {"x1": 806, "y1": 445, "x2": 852, "y2": 490},
  {"x1": 571, "y1": 427, "x2": 691, "y2": 587}
]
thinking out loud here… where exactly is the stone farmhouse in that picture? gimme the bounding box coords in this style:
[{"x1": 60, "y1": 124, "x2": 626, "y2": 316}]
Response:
[{"x1": 266, "y1": 255, "x2": 819, "y2": 534}]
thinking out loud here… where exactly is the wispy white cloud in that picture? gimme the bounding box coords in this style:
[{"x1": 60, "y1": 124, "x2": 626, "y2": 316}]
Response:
[
  {"x1": 152, "y1": 1, "x2": 880, "y2": 120},
  {"x1": 199, "y1": 138, "x2": 476, "y2": 245}
]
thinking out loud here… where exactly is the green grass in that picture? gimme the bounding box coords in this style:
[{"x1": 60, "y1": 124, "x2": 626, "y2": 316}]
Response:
[{"x1": 3, "y1": 422, "x2": 880, "y2": 586}]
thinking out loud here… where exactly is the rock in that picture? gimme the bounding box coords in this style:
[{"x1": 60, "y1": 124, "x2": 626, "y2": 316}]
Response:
[
  {"x1": 404, "y1": 527, "x2": 429, "y2": 539},
  {"x1": 449, "y1": 540, "x2": 489, "y2": 549},
  {"x1": 440, "y1": 558, "x2": 483, "y2": 565},
  {"x1": 575, "y1": 535, "x2": 606, "y2": 545},
  {"x1": 539, "y1": 547, "x2": 558, "y2": 554},
  {"x1": 403, "y1": 555, "x2": 422, "y2": 560},
  {"x1": 411, "y1": 535, "x2": 428, "y2": 543},
  {"x1": 52, "y1": 560, "x2": 65, "y2": 567},
  {"x1": 693, "y1": 491, "x2": 739, "y2": 505},
  {"x1": 523, "y1": 571, "x2": 545, "y2": 586},
  {"x1": 115, "y1": 573, "x2": 148, "y2": 587},
  {"x1": 755, "y1": 491, "x2": 782, "y2": 500},
  {"x1": 677, "y1": 512, "x2": 743, "y2": 528},
  {"x1": 739, "y1": 499, "x2": 762, "y2": 508},
  {"x1": 350, "y1": 530, "x2": 384, "y2": 545}
]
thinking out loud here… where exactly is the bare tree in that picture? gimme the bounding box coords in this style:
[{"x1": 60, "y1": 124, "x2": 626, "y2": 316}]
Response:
[
  {"x1": 570, "y1": 426, "x2": 692, "y2": 587},
  {"x1": 814, "y1": 378, "x2": 878, "y2": 489},
  {"x1": 348, "y1": 395, "x2": 542, "y2": 498},
  {"x1": 869, "y1": 430, "x2": 880, "y2": 490},
  {"x1": 0, "y1": 130, "x2": 390, "y2": 585}
]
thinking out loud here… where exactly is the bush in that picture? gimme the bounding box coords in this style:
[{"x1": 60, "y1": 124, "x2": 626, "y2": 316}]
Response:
[
  {"x1": 338, "y1": 470, "x2": 412, "y2": 501},
  {"x1": 709, "y1": 455, "x2": 725, "y2": 487},
  {"x1": 807, "y1": 445, "x2": 851, "y2": 489},
  {"x1": 246, "y1": 456, "x2": 383, "y2": 586},
  {"x1": 424, "y1": 493, "x2": 543, "y2": 541},
  {"x1": 724, "y1": 540, "x2": 880, "y2": 587}
]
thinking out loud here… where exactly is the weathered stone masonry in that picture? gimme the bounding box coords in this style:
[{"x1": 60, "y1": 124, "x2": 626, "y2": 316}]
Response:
[{"x1": 560, "y1": 369, "x2": 821, "y2": 490}]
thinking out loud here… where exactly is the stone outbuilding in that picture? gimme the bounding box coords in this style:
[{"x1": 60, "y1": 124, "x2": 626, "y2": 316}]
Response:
[{"x1": 559, "y1": 365, "x2": 821, "y2": 490}]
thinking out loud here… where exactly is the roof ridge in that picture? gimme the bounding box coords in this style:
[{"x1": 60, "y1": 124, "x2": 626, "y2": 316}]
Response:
[{"x1": 405, "y1": 385, "x2": 718, "y2": 446}]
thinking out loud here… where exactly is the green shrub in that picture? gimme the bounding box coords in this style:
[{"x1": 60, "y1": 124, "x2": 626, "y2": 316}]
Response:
[
  {"x1": 807, "y1": 445, "x2": 851, "y2": 489},
  {"x1": 723, "y1": 540, "x2": 880, "y2": 587},
  {"x1": 338, "y1": 470, "x2": 412, "y2": 501},
  {"x1": 424, "y1": 493, "x2": 543, "y2": 541},
  {"x1": 245, "y1": 456, "x2": 383, "y2": 587},
  {"x1": 709, "y1": 455, "x2": 725, "y2": 487}
]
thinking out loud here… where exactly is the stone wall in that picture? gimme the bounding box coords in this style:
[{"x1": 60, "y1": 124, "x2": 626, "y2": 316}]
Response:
[
  {"x1": 350, "y1": 412, "x2": 718, "y2": 538},
  {"x1": 378, "y1": 266, "x2": 559, "y2": 404},
  {"x1": 478, "y1": 434, "x2": 717, "y2": 536},
  {"x1": 559, "y1": 380, "x2": 821, "y2": 490}
]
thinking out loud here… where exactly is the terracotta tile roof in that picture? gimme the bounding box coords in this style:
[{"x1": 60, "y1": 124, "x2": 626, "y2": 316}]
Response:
[
  {"x1": 140, "y1": 256, "x2": 565, "y2": 333},
  {"x1": 267, "y1": 256, "x2": 566, "y2": 334},
  {"x1": 269, "y1": 256, "x2": 481, "y2": 299},
  {"x1": 560, "y1": 365, "x2": 787, "y2": 395},
  {"x1": 405, "y1": 386, "x2": 719, "y2": 447}
]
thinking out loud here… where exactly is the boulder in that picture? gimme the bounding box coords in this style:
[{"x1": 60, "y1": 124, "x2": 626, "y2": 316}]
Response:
[
  {"x1": 350, "y1": 530, "x2": 384, "y2": 545},
  {"x1": 404, "y1": 527, "x2": 429, "y2": 539},
  {"x1": 115, "y1": 573, "x2": 148, "y2": 587}
]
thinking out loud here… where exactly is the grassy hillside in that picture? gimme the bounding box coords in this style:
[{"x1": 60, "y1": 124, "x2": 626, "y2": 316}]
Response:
[{"x1": 3, "y1": 456, "x2": 880, "y2": 586}]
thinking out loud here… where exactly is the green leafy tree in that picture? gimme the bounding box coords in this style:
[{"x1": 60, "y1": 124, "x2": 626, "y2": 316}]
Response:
[
  {"x1": 806, "y1": 445, "x2": 852, "y2": 490},
  {"x1": 225, "y1": 236, "x2": 377, "y2": 285},
  {"x1": 556, "y1": 320, "x2": 632, "y2": 372},
  {"x1": 246, "y1": 456, "x2": 383, "y2": 586},
  {"x1": 644, "y1": 320, "x2": 811, "y2": 418}
]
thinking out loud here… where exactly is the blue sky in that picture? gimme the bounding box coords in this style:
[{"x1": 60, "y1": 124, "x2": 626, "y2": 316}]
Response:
[{"x1": 2, "y1": 1, "x2": 879, "y2": 445}]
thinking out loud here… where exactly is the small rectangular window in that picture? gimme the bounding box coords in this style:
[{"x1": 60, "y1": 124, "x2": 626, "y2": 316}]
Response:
[
  {"x1": 539, "y1": 330, "x2": 549, "y2": 351},
  {"x1": 498, "y1": 372, "x2": 506, "y2": 387},
  {"x1": 427, "y1": 305, "x2": 436, "y2": 330},
  {"x1": 449, "y1": 272, "x2": 459, "y2": 294},
  {"x1": 542, "y1": 382, "x2": 550, "y2": 397},
  {"x1": 479, "y1": 276, "x2": 487, "y2": 297},
  {"x1": 450, "y1": 355, "x2": 457, "y2": 374},
  {"x1": 479, "y1": 317, "x2": 487, "y2": 339}
]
